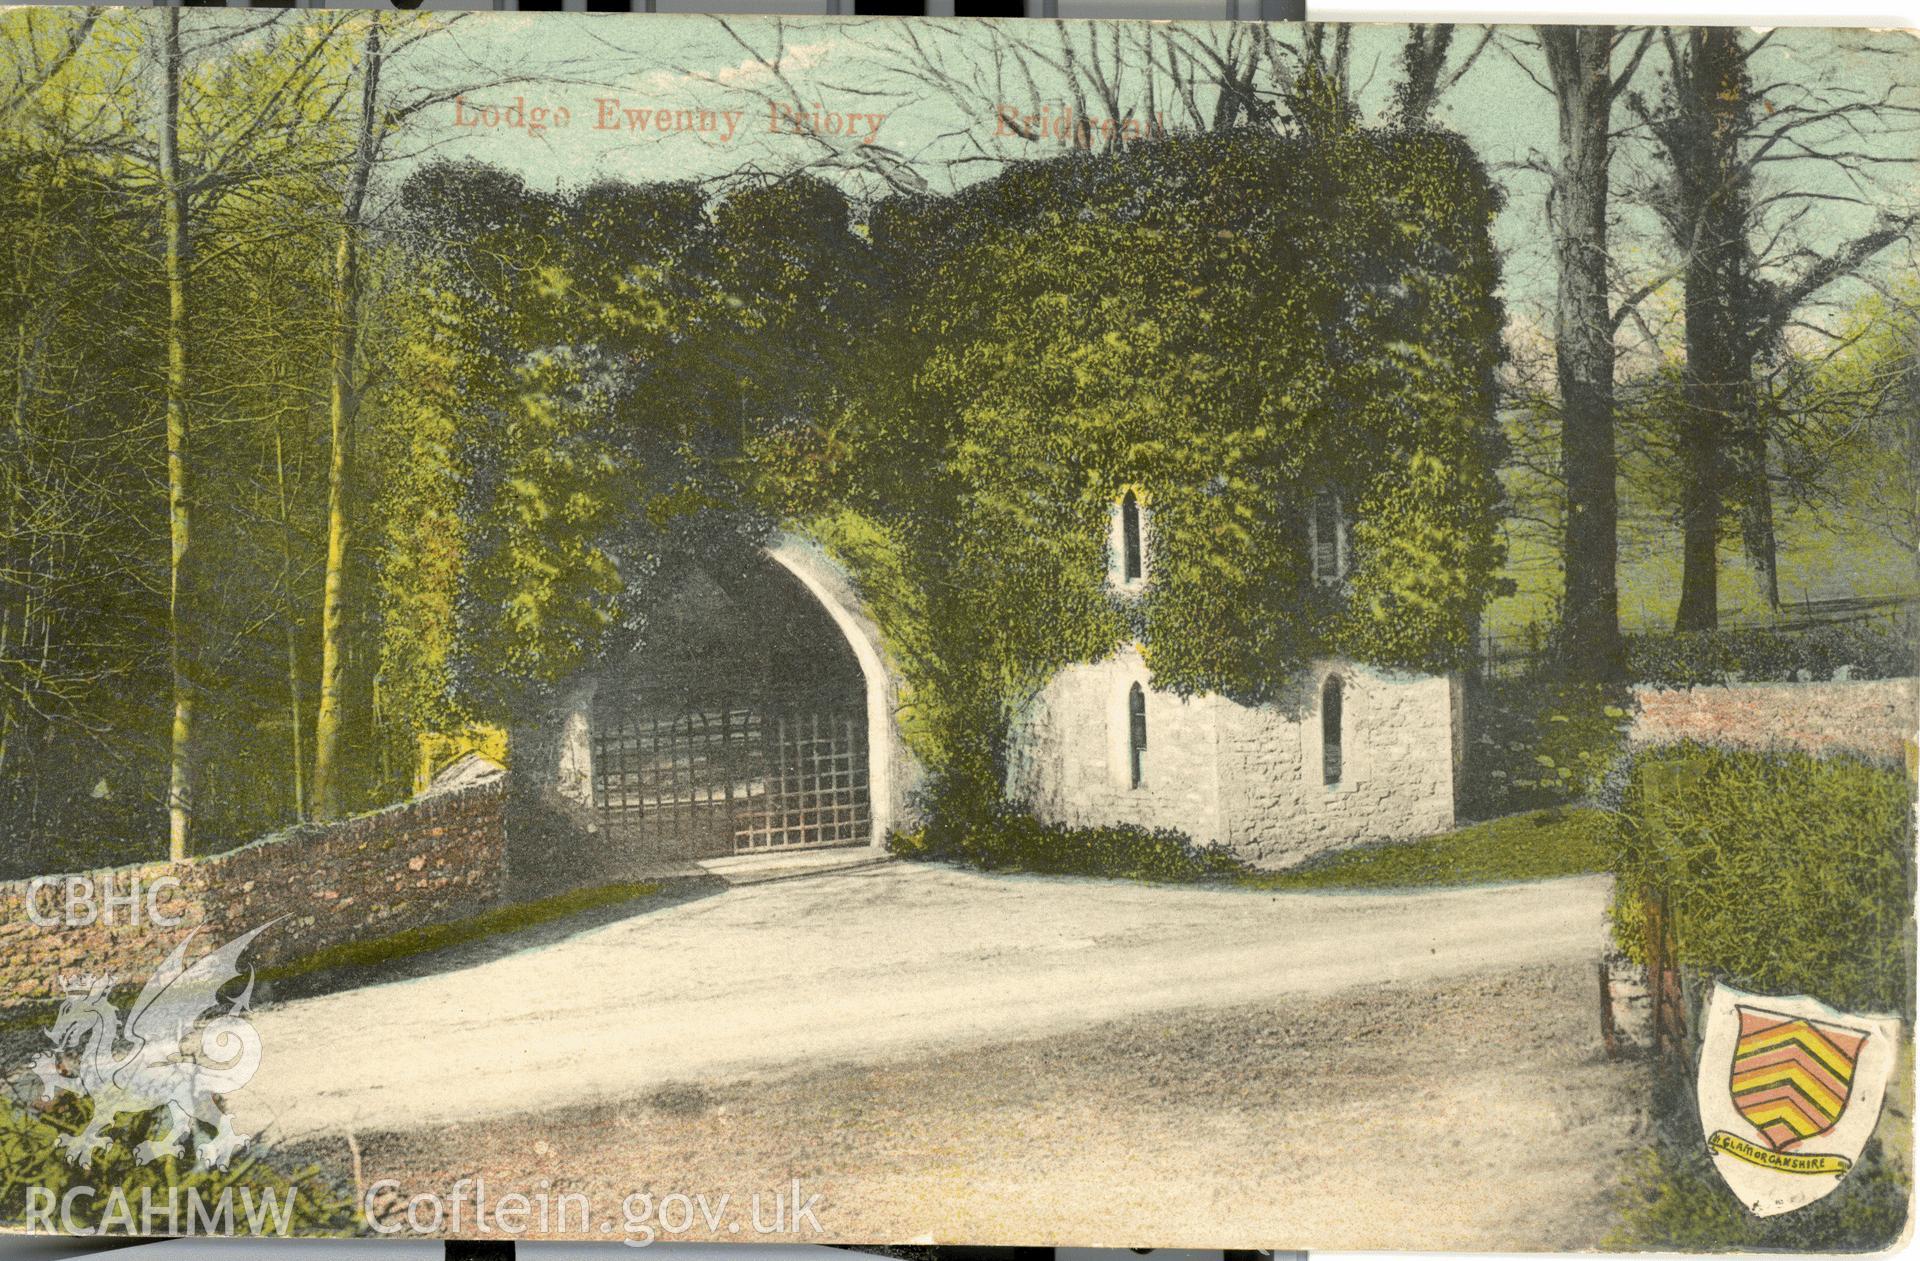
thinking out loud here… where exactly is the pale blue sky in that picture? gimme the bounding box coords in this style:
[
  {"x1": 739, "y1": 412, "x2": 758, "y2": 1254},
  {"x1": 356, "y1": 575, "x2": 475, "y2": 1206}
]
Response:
[{"x1": 383, "y1": 14, "x2": 1918, "y2": 340}]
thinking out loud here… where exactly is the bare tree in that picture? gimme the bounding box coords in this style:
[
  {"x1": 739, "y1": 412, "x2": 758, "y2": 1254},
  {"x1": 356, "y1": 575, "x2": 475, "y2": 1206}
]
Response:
[
  {"x1": 1632, "y1": 27, "x2": 1919, "y2": 626},
  {"x1": 0, "y1": 8, "x2": 98, "y2": 123},
  {"x1": 631, "y1": 18, "x2": 1488, "y2": 201},
  {"x1": 1392, "y1": 24, "x2": 1493, "y2": 129},
  {"x1": 1532, "y1": 26, "x2": 1654, "y2": 680}
]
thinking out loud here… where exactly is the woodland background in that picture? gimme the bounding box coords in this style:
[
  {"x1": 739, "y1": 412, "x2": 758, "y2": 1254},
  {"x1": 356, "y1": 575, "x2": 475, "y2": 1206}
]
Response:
[{"x1": 0, "y1": 11, "x2": 1915, "y2": 875}]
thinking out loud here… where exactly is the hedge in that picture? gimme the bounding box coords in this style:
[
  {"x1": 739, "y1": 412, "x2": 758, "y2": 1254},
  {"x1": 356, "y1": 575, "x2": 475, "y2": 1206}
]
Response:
[
  {"x1": 1604, "y1": 743, "x2": 1915, "y2": 1249},
  {"x1": 1624, "y1": 621, "x2": 1916, "y2": 689},
  {"x1": 1606, "y1": 742, "x2": 1914, "y2": 1015}
]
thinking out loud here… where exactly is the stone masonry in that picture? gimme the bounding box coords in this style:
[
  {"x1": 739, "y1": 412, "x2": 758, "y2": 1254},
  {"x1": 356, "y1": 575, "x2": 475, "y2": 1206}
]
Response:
[
  {"x1": 1630, "y1": 677, "x2": 1916, "y2": 762},
  {"x1": 0, "y1": 780, "x2": 507, "y2": 1009},
  {"x1": 1006, "y1": 648, "x2": 1458, "y2": 869}
]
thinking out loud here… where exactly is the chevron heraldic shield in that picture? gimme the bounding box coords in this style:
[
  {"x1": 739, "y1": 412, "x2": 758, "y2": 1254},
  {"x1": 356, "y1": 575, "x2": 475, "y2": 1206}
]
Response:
[{"x1": 1697, "y1": 982, "x2": 1901, "y2": 1217}]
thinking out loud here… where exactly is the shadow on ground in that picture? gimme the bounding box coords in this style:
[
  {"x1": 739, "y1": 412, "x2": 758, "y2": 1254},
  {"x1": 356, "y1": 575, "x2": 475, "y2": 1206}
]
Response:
[{"x1": 262, "y1": 875, "x2": 729, "y2": 1005}]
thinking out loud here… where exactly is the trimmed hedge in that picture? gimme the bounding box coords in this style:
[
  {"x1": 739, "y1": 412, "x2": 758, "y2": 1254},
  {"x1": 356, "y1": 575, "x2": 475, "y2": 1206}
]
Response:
[
  {"x1": 1604, "y1": 744, "x2": 1914, "y2": 1250},
  {"x1": 1625, "y1": 621, "x2": 1916, "y2": 688},
  {"x1": 1606, "y1": 742, "x2": 1915, "y2": 1015}
]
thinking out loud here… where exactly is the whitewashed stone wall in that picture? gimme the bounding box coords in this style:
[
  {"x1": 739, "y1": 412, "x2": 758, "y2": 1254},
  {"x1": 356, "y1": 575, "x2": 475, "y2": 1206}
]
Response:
[
  {"x1": 767, "y1": 533, "x2": 926, "y2": 846},
  {"x1": 1006, "y1": 648, "x2": 1458, "y2": 869},
  {"x1": 1217, "y1": 662, "x2": 1456, "y2": 868},
  {"x1": 1007, "y1": 648, "x2": 1226, "y2": 840}
]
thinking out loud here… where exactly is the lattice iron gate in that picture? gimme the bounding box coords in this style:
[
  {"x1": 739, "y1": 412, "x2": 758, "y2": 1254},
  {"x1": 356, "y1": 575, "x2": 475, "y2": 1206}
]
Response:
[{"x1": 591, "y1": 702, "x2": 870, "y2": 858}]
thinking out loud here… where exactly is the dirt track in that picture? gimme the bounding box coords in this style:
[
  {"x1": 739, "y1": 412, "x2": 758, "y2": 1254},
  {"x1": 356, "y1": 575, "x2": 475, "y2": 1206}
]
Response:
[
  {"x1": 312, "y1": 956, "x2": 1647, "y2": 1251},
  {"x1": 235, "y1": 866, "x2": 1614, "y2": 1139},
  {"x1": 248, "y1": 864, "x2": 1646, "y2": 1249}
]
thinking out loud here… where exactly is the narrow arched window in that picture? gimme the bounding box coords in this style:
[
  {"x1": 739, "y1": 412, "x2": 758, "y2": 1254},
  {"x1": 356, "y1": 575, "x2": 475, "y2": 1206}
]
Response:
[
  {"x1": 1322, "y1": 675, "x2": 1344, "y2": 786},
  {"x1": 1311, "y1": 489, "x2": 1347, "y2": 583},
  {"x1": 1128, "y1": 683, "x2": 1147, "y2": 789},
  {"x1": 1121, "y1": 490, "x2": 1143, "y2": 582}
]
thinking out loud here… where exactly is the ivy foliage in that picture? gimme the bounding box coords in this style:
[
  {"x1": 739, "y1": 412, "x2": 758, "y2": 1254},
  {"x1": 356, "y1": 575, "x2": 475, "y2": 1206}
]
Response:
[
  {"x1": 368, "y1": 167, "x2": 870, "y2": 734},
  {"x1": 370, "y1": 123, "x2": 1509, "y2": 816},
  {"x1": 889, "y1": 801, "x2": 1247, "y2": 883},
  {"x1": 1460, "y1": 679, "x2": 1633, "y2": 819},
  {"x1": 828, "y1": 120, "x2": 1508, "y2": 805}
]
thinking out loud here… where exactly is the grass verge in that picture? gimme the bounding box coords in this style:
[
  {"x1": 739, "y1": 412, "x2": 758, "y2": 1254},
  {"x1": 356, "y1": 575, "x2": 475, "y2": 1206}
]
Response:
[
  {"x1": 1240, "y1": 808, "x2": 1608, "y2": 891},
  {"x1": 259, "y1": 878, "x2": 665, "y2": 984}
]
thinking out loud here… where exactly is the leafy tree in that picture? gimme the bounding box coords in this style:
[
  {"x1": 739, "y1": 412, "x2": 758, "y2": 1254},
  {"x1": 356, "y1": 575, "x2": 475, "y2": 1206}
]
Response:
[
  {"x1": 0, "y1": 11, "x2": 168, "y2": 870},
  {"x1": 310, "y1": 12, "x2": 520, "y2": 817},
  {"x1": 1774, "y1": 281, "x2": 1920, "y2": 579},
  {"x1": 0, "y1": 8, "x2": 347, "y2": 864}
]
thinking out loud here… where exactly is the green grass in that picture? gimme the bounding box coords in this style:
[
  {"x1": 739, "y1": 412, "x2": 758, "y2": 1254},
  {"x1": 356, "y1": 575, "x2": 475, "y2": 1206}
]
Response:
[
  {"x1": 1239, "y1": 808, "x2": 1609, "y2": 891},
  {"x1": 260, "y1": 878, "x2": 665, "y2": 983}
]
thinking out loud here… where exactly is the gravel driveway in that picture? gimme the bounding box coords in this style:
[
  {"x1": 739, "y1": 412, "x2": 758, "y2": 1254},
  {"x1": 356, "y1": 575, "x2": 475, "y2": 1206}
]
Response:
[
  {"x1": 237, "y1": 863, "x2": 1620, "y2": 1139},
  {"x1": 320, "y1": 956, "x2": 1644, "y2": 1251}
]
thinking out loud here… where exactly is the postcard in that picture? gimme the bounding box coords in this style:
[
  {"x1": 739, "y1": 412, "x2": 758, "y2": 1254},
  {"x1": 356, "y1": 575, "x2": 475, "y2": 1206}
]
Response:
[{"x1": 0, "y1": 8, "x2": 1914, "y2": 1252}]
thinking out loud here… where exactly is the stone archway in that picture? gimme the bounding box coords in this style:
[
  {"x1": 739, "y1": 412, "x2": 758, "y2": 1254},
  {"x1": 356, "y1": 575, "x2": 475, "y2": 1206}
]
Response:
[
  {"x1": 763, "y1": 531, "x2": 920, "y2": 846},
  {"x1": 530, "y1": 532, "x2": 919, "y2": 868}
]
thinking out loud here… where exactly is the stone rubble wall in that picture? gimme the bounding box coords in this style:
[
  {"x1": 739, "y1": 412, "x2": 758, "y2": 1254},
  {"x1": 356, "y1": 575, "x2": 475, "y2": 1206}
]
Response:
[
  {"x1": 1630, "y1": 677, "x2": 1916, "y2": 762},
  {"x1": 0, "y1": 781, "x2": 507, "y2": 1010}
]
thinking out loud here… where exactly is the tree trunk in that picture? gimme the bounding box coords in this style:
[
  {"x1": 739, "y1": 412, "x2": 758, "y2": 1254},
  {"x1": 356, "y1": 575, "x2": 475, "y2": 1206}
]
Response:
[
  {"x1": 1541, "y1": 27, "x2": 1625, "y2": 680},
  {"x1": 1669, "y1": 28, "x2": 1756, "y2": 632},
  {"x1": 1674, "y1": 416, "x2": 1723, "y2": 631},
  {"x1": 159, "y1": 7, "x2": 194, "y2": 860},
  {"x1": 276, "y1": 430, "x2": 306, "y2": 822},
  {"x1": 1908, "y1": 318, "x2": 1920, "y2": 589},
  {"x1": 1740, "y1": 473, "x2": 1781, "y2": 613},
  {"x1": 311, "y1": 21, "x2": 383, "y2": 821},
  {"x1": 1394, "y1": 25, "x2": 1454, "y2": 128}
]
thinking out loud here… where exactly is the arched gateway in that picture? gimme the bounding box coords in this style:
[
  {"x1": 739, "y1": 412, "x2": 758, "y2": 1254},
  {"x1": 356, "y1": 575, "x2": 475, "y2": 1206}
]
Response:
[{"x1": 526, "y1": 533, "x2": 917, "y2": 870}]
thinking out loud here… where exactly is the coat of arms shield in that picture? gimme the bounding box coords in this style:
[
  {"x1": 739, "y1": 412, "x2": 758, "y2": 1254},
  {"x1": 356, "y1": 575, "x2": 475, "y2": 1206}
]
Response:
[{"x1": 1697, "y1": 982, "x2": 1901, "y2": 1217}]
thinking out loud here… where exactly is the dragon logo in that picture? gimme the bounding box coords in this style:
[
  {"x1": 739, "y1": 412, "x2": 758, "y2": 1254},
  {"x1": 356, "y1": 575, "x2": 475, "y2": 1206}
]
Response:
[{"x1": 25, "y1": 922, "x2": 276, "y2": 1171}]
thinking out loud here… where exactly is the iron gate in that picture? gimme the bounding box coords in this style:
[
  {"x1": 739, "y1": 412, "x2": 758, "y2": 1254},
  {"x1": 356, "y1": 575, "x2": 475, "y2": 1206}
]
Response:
[{"x1": 591, "y1": 702, "x2": 871, "y2": 858}]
